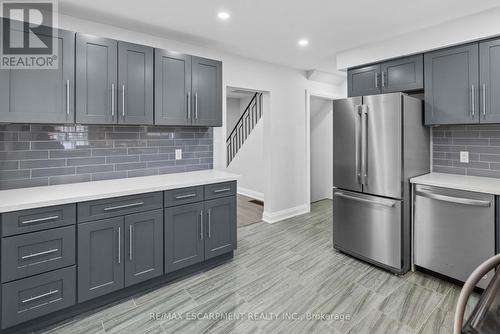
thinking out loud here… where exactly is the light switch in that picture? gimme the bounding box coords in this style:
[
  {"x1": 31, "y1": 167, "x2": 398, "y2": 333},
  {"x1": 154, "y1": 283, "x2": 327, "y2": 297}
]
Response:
[
  {"x1": 460, "y1": 151, "x2": 469, "y2": 163},
  {"x1": 175, "y1": 149, "x2": 182, "y2": 160}
]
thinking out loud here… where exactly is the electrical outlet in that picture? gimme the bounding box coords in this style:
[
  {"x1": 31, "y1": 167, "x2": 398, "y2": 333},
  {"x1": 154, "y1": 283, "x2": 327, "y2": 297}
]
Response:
[
  {"x1": 175, "y1": 149, "x2": 182, "y2": 160},
  {"x1": 460, "y1": 151, "x2": 469, "y2": 163}
]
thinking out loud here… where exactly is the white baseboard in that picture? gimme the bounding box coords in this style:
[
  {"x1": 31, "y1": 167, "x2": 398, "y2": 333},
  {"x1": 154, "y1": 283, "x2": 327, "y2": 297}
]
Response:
[
  {"x1": 237, "y1": 187, "x2": 264, "y2": 202},
  {"x1": 262, "y1": 204, "x2": 309, "y2": 224}
]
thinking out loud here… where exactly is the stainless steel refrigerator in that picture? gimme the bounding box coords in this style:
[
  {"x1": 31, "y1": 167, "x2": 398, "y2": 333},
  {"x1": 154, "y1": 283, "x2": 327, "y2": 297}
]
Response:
[{"x1": 332, "y1": 93, "x2": 429, "y2": 274}]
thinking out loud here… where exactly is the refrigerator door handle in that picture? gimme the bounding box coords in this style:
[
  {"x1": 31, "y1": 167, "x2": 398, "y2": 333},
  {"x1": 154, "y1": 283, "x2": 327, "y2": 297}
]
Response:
[
  {"x1": 355, "y1": 105, "x2": 362, "y2": 184},
  {"x1": 334, "y1": 191, "x2": 397, "y2": 207},
  {"x1": 360, "y1": 105, "x2": 368, "y2": 185}
]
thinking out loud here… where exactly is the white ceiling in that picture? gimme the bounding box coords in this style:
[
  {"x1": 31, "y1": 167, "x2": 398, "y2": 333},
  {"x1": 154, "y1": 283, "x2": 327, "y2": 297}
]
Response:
[{"x1": 59, "y1": 0, "x2": 500, "y2": 75}]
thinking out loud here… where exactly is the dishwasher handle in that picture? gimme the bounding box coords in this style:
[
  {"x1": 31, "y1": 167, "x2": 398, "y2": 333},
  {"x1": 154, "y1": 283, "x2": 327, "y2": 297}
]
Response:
[{"x1": 416, "y1": 190, "x2": 491, "y2": 207}]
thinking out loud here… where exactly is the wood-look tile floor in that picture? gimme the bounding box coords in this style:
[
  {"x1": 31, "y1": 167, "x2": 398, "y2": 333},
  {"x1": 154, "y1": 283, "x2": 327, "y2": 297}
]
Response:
[
  {"x1": 237, "y1": 195, "x2": 263, "y2": 227},
  {"x1": 41, "y1": 200, "x2": 480, "y2": 334}
]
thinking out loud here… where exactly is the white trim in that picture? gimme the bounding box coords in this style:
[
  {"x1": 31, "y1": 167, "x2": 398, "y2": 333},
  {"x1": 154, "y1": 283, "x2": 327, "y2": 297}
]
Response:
[
  {"x1": 237, "y1": 187, "x2": 264, "y2": 202},
  {"x1": 305, "y1": 90, "x2": 338, "y2": 213},
  {"x1": 262, "y1": 204, "x2": 309, "y2": 224}
]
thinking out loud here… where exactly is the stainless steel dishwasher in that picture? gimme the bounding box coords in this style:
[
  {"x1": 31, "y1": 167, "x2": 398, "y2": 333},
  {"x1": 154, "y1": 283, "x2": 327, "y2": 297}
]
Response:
[{"x1": 414, "y1": 184, "x2": 496, "y2": 289}]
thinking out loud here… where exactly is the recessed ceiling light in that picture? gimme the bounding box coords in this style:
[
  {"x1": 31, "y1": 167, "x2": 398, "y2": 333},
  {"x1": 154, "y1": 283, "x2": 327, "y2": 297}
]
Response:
[
  {"x1": 217, "y1": 11, "x2": 230, "y2": 20},
  {"x1": 298, "y1": 39, "x2": 309, "y2": 47}
]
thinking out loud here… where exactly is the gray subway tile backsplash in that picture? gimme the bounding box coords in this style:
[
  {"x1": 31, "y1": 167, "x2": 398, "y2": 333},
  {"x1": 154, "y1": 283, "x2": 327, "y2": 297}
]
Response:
[
  {"x1": 0, "y1": 124, "x2": 213, "y2": 190},
  {"x1": 432, "y1": 125, "x2": 500, "y2": 178}
]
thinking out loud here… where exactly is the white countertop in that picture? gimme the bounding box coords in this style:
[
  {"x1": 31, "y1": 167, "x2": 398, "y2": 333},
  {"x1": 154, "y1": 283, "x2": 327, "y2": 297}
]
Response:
[
  {"x1": 0, "y1": 170, "x2": 239, "y2": 213},
  {"x1": 410, "y1": 172, "x2": 500, "y2": 195}
]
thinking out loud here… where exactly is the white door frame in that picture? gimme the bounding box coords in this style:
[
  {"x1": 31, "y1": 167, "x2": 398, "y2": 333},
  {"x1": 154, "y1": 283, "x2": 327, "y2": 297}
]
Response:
[{"x1": 305, "y1": 89, "x2": 337, "y2": 212}]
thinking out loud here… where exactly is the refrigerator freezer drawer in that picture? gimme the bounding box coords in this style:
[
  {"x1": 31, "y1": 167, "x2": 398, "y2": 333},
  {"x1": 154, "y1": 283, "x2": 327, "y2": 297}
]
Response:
[
  {"x1": 414, "y1": 185, "x2": 495, "y2": 289},
  {"x1": 333, "y1": 189, "x2": 402, "y2": 270}
]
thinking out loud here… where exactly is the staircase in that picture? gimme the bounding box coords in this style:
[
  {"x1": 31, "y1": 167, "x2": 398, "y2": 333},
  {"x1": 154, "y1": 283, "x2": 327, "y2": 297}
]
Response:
[{"x1": 226, "y1": 92, "x2": 263, "y2": 166}]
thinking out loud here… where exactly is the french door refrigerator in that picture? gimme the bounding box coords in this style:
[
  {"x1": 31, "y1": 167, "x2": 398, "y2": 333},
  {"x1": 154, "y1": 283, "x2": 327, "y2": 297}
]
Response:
[{"x1": 332, "y1": 93, "x2": 429, "y2": 274}]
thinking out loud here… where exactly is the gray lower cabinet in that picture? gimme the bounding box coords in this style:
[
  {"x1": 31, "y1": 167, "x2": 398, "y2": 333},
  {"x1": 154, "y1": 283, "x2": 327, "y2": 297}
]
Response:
[
  {"x1": 424, "y1": 43, "x2": 479, "y2": 125},
  {"x1": 381, "y1": 55, "x2": 423, "y2": 93},
  {"x1": 124, "y1": 210, "x2": 163, "y2": 286},
  {"x1": 204, "y1": 196, "x2": 236, "y2": 260},
  {"x1": 347, "y1": 64, "x2": 381, "y2": 97},
  {"x1": 0, "y1": 28, "x2": 75, "y2": 123},
  {"x1": 165, "y1": 202, "x2": 205, "y2": 273},
  {"x1": 155, "y1": 50, "x2": 191, "y2": 126},
  {"x1": 77, "y1": 217, "x2": 124, "y2": 303},
  {"x1": 479, "y1": 38, "x2": 500, "y2": 123},
  {"x1": 76, "y1": 34, "x2": 118, "y2": 124},
  {"x1": 118, "y1": 42, "x2": 154, "y2": 124},
  {"x1": 191, "y1": 57, "x2": 223, "y2": 126}
]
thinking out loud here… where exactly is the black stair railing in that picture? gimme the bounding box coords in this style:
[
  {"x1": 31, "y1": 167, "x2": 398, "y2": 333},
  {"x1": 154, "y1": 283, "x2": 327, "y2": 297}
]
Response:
[{"x1": 226, "y1": 92, "x2": 263, "y2": 166}]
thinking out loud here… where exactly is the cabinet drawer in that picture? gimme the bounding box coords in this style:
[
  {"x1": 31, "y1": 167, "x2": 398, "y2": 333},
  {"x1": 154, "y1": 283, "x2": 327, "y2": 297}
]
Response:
[
  {"x1": 1, "y1": 266, "x2": 76, "y2": 329},
  {"x1": 1, "y1": 204, "x2": 76, "y2": 237},
  {"x1": 204, "y1": 181, "x2": 236, "y2": 200},
  {"x1": 78, "y1": 192, "x2": 163, "y2": 222},
  {"x1": 1, "y1": 226, "x2": 75, "y2": 283},
  {"x1": 164, "y1": 186, "x2": 203, "y2": 207}
]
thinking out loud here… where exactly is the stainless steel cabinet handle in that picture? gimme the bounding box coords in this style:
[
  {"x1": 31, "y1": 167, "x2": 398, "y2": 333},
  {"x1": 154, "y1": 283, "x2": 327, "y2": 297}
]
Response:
[
  {"x1": 21, "y1": 215, "x2": 59, "y2": 225},
  {"x1": 111, "y1": 83, "x2": 115, "y2": 117},
  {"x1": 207, "y1": 208, "x2": 211, "y2": 238},
  {"x1": 122, "y1": 85, "x2": 126, "y2": 117},
  {"x1": 175, "y1": 193, "x2": 197, "y2": 199},
  {"x1": 117, "y1": 227, "x2": 121, "y2": 264},
  {"x1": 374, "y1": 72, "x2": 379, "y2": 88},
  {"x1": 22, "y1": 289, "x2": 59, "y2": 304},
  {"x1": 66, "y1": 80, "x2": 70, "y2": 115},
  {"x1": 482, "y1": 83, "x2": 486, "y2": 117},
  {"x1": 103, "y1": 202, "x2": 144, "y2": 211},
  {"x1": 213, "y1": 188, "x2": 231, "y2": 193},
  {"x1": 195, "y1": 92, "x2": 198, "y2": 119},
  {"x1": 471, "y1": 85, "x2": 475, "y2": 117},
  {"x1": 416, "y1": 191, "x2": 491, "y2": 207},
  {"x1": 200, "y1": 210, "x2": 204, "y2": 240},
  {"x1": 381, "y1": 72, "x2": 386, "y2": 88},
  {"x1": 334, "y1": 192, "x2": 397, "y2": 207},
  {"x1": 129, "y1": 225, "x2": 133, "y2": 261},
  {"x1": 187, "y1": 91, "x2": 191, "y2": 120},
  {"x1": 21, "y1": 248, "x2": 59, "y2": 260}
]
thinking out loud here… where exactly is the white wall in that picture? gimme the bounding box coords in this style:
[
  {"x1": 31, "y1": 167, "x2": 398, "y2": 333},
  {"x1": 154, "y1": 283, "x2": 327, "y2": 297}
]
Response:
[
  {"x1": 337, "y1": 7, "x2": 500, "y2": 70},
  {"x1": 58, "y1": 14, "x2": 346, "y2": 223},
  {"x1": 226, "y1": 98, "x2": 242, "y2": 134},
  {"x1": 310, "y1": 97, "x2": 333, "y2": 202},
  {"x1": 227, "y1": 117, "x2": 264, "y2": 201}
]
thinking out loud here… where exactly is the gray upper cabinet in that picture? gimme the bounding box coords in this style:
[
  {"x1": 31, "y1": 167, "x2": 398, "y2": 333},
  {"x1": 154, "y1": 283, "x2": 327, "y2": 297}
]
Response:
[
  {"x1": 480, "y1": 38, "x2": 500, "y2": 123},
  {"x1": 155, "y1": 50, "x2": 191, "y2": 126},
  {"x1": 165, "y1": 202, "x2": 205, "y2": 273},
  {"x1": 124, "y1": 210, "x2": 163, "y2": 286},
  {"x1": 0, "y1": 28, "x2": 75, "y2": 123},
  {"x1": 76, "y1": 34, "x2": 118, "y2": 124},
  {"x1": 191, "y1": 57, "x2": 223, "y2": 126},
  {"x1": 204, "y1": 196, "x2": 236, "y2": 260},
  {"x1": 118, "y1": 42, "x2": 154, "y2": 124},
  {"x1": 381, "y1": 55, "x2": 423, "y2": 93},
  {"x1": 77, "y1": 217, "x2": 124, "y2": 303},
  {"x1": 347, "y1": 64, "x2": 381, "y2": 97},
  {"x1": 424, "y1": 44, "x2": 479, "y2": 125}
]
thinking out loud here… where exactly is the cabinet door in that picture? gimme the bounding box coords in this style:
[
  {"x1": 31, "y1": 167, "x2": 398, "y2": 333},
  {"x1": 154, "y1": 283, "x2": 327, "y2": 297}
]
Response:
[
  {"x1": 76, "y1": 34, "x2": 118, "y2": 124},
  {"x1": 424, "y1": 44, "x2": 479, "y2": 125},
  {"x1": 191, "y1": 56, "x2": 222, "y2": 126},
  {"x1": 0, "y1": 29, "x2": 74, "y2": 123},
  {"x1": 124, "y1": 210, "x2": 163, "y2": 286},
  {"x1": 479, "y1": 38, "x2": 500, "y2": 123},
  {"x1": 154, "y1": 50, "x2": 191, "y2": 125},
  {"x1": 77, "y1": 217, "x2": 124, "y2": 302},
  {"x1": 204, "y1": 197, "x2": 236, "y2": 260},
  {"x1": 165, "y1": 202, "x2": 205, "y2": 273},
  {"x1": 381, "y1": 55, "x2": 423, "y2": 93},
  {"x1": 118, "y1": 42, "x2": 153, "y2": 125},
  {"x1": 347, "y1": 64, "x2": 381, "y2": 97}
]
